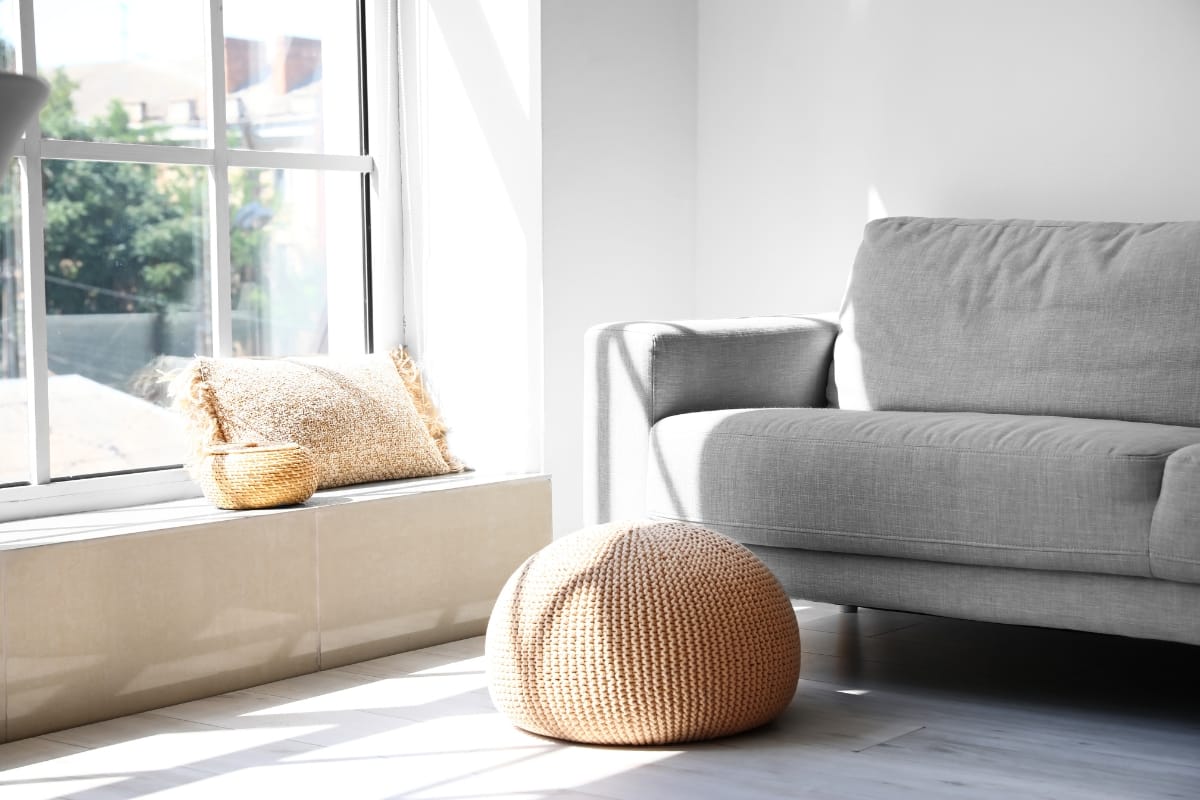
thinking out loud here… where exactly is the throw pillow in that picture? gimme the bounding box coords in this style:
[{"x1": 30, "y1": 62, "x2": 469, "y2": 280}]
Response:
[{"x1": 173, "y1": 349, "x2": 463, "y2": 490}]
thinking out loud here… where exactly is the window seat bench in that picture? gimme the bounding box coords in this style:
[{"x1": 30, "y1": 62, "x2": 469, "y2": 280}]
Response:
[{"x1": 0, "y1": 473, "x2": 551, "y2": 742}]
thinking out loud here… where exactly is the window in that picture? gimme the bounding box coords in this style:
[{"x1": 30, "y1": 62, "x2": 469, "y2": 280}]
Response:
[{"x1": 0, "y1": 0, "x2": 388, "y2": 520}]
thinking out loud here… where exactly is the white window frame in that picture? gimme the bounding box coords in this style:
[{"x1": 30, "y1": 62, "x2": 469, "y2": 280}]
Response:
[{"x1": 0, "y1": 0, "x2": 403, "y2": 522}]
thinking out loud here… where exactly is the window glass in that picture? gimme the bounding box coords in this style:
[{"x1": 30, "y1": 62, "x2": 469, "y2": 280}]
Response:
[
  {"x1": 35, "y1": 0, "x2": 209, "y2": 146},
  {"x1": 43, "y1": 160, "x2": 209, "y2": 478},
  {"x1": 229, "y1": 167, "x2": 363, "y2": 356},
  {"x1": 223, "y1": 0, "x2": 361, "y2": 154},
  {"x1": 0, "y1": 0, "x2": 17, "y2": 71},
  {"x1": 0, "y1": 160, "x2": 27, "y2": 485},
  {"x1": 1, "y1": 0, "x2": 369, "y2": 502}
]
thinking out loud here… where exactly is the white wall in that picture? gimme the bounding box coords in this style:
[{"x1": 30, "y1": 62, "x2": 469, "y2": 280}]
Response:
[
  {"x1": 399, "y1": 0, "x2": 543, "y2": 476},
  {"x1": 542, "y1": 0, "x2": 698, "y2": 535},
  {"x1": 696, "y1": 0, "x2": 1200, "y2": 317}
]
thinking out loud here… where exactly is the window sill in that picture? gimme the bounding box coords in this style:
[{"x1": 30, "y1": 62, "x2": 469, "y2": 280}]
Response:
[{"x1": 0, "y1": 471, "x2": 536, "y2": 551}]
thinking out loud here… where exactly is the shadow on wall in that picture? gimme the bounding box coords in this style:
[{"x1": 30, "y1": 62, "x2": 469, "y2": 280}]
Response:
[
  {"x1": 423, "y1": 0, "x2": 537, "y2": 241},
  {"x1": 587, "y1": 321, "x2": 701, "y2": 524},
  {"x1": 402, "y1": 0, "x2": 540, "y2": 475}
]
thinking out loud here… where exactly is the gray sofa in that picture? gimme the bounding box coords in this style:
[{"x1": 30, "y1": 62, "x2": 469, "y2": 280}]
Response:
[{"x1": 584, "y1": 217, "x2": 1200, "y2": 645}]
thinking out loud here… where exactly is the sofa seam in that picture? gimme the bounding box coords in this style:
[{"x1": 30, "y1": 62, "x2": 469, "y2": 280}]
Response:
[
  {"x1": 649, "y1": 334, "x2": 659, "y2": 425},
  {"x1": 607, "y1": 321, "x2": 834, "y2": 339},
  {"x1": 1152, "y1": 553, "x2": 1200, "y2": 565},
  {"x1": 647, "y1": 513, "x2": 1148, "y2": 557},
  {"x1": 694, "y1": 430, "x2": 1182, "y2": 462}
]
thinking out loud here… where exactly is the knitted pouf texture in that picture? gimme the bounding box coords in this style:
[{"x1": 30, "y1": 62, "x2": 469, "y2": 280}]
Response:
[{"x1": 485, "y1": 520, "x2": 801, "y2": 745}]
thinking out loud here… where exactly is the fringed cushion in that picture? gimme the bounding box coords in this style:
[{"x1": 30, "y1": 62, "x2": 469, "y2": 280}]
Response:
[{"x1": 173, "y1": 349, "x2": 462, "y2": 490}]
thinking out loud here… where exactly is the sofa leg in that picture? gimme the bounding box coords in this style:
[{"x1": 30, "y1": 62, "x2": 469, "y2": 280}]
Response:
[{"x1": 838, "y1": 605, "x2": 859, "y2": 614}]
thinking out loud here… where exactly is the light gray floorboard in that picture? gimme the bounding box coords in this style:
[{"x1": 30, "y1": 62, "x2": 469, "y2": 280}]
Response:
[{"x1": 1, "y1": 601, "x2": 1197, "y2": 799}]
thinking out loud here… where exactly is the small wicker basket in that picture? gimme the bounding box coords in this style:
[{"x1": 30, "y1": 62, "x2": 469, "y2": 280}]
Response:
[{"x1": 196, "y1": 442, "x2": 318, "y2": 510}]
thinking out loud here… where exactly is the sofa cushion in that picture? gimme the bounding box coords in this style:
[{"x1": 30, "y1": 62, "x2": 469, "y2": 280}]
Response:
[
  {"x1": 647, "y1": 408, "x2": 1200, "y2": 579},
  {"x1": 1150, "y1": 443, "x2": 1200, "y2": 584},
  {"x1": 830, "y1": 217, "x2": 1200, "y2": 428}
]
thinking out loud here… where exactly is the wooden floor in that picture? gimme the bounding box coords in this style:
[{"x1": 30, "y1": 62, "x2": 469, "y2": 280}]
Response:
[{"x1": 1, "y1": 601, "x2": 1198, "y2": 799}]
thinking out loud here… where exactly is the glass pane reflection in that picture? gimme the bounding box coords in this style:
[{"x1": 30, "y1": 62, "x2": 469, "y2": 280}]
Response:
[{"x1": 43, "y1": 159, "x2": 210, "y2": 477}]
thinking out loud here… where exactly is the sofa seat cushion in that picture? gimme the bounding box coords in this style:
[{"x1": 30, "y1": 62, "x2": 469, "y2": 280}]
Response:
[{"x1": 647, "y1": 408, "x2": 1200, "y2": 580}]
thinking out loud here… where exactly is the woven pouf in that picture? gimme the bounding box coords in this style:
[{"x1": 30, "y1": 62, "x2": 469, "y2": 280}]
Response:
[{"x1": 485, "y1": 520, "x2": 800, "y2": 745}]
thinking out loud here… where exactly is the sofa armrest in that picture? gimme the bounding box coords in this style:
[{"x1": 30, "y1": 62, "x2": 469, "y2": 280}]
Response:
[{"x1": 584, "y1": 315, "x2": 838, "y2": 525}]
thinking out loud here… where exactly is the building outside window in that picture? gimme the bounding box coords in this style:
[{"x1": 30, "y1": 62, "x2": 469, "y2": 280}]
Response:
[{"x1": 0, "y1": 0, "x2": 379, "y2": 517}]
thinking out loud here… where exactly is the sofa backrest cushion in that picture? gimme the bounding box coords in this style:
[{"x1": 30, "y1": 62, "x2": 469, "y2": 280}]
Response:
[{"x1": 829, "y1": 217, "x2": 1200, "y2": 427}]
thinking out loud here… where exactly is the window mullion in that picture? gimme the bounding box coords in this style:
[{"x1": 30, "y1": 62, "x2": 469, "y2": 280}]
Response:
[
  {"x1": 39, "y1": 139, "x2": 217, "y2": 167},
  {"x1": 204, "y1": 0, "x2": 233, "y2": 358},
  {"x1": 225, "y1": 149, "x2": 372, "y2": 172},
  {"x1": 17, "y1": 0, "x2": 49, "y2": 485},
  {"x1": 19, "y1": 154, "x2": 48, "y2": 485},
  {"x1": 365, "y1": 0, "x2": 404, "y2": 352}
]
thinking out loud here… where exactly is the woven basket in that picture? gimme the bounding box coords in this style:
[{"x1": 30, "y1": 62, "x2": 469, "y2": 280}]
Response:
[
  {"x1": 486, "y1": 520, "x2": 801, "y2": 745},
  {"x1": 196, "y1": 442, "x2": 318, "y2": 510}
]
